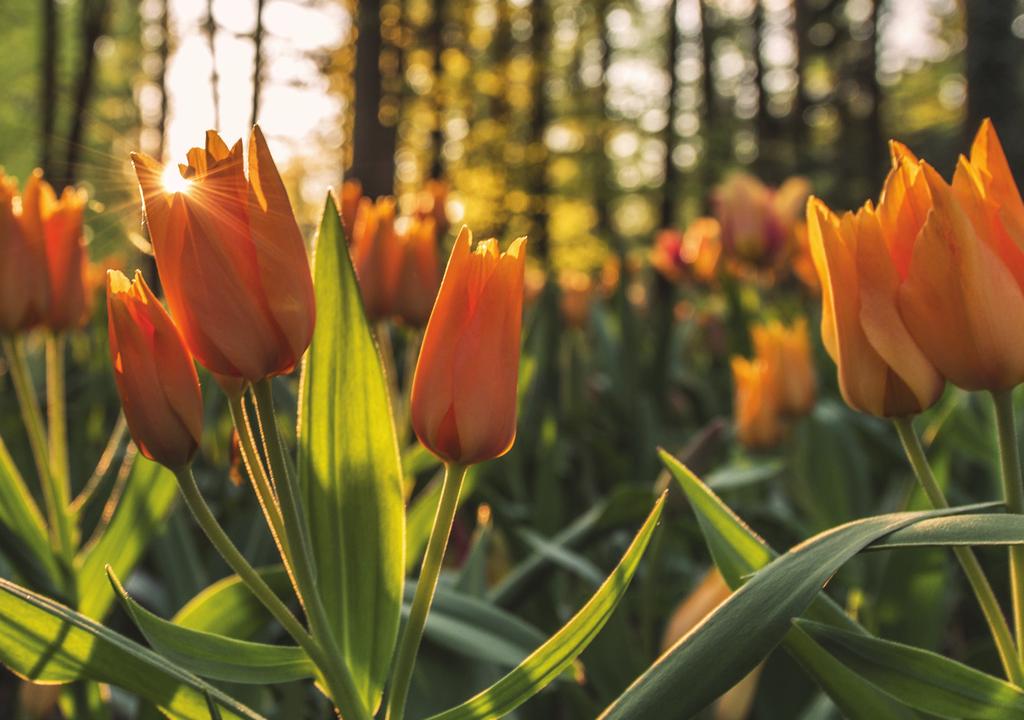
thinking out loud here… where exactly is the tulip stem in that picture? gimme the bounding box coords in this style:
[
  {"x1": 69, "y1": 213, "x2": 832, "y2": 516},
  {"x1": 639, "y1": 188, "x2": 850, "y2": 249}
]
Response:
[
  {"x1": 44, "y1": 334, "x2": 72, "y2": 531},
  {"x1": 386, "y1": 461, "x2": 469, "y2": 720},
  {"x1": 894, "y1": 416, "x2": 1024, "y2": 685},
  {"x1": 172, "y1": 466, "x2": 359, "y2": 713},
  {"x1": 992, "y1": 389, "x2": 1024, "y2": 664},
  {"x1": 251, "y1": 379, "x2": 369, "y2": 720},
  {"x1": 2, "y1": 336, "x2": 75, "y2": 571}
]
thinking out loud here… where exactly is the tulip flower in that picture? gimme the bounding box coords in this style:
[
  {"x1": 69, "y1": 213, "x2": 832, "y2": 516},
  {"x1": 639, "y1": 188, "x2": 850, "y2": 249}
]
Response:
[
  {"x1": 393, "y1": 216, "x2": 441, "y2": 328},
  {"x1": 131, "y1": 128, "x2": 315, "y2": 384},
  {"x1": 680, "y1": 217, "x2": 722, "y2": 283},
  {"x1": 806, "y1": 196, "x2": 943, "y2": 416},
  {"x1": 751, "y1": 318, "x2": 816, "y2": 415},
  {"x1": 415, "y1": 179, "x2": 449, "y2": 237},
  {"x1": 339, "y1": 179, "x2": 362, "y2": 232},
  {"x1": 0, "y1": 171, "x2": 48, "y2": 333},
  {"x1": 410, "y1": 227, "x2": 527, "y2": 465},
  {"x1": 350, "y1": 196, "x2": 399, "y2": 322},
  {"x1": 107, "y1": 270, "x2": 203, "y2": 469},
  {"x1": 651, "y1": 229, "x2": 686, "y2": 282},
  {"x1": 714, "y1": 173, "x2": 809, "y2": 267},
  {"x1": 17, "y1": 171, "x2": 89, "y2": 331},
  {"x1": 558, "y1": 269, "x2": 593, "y2": 329},
  {"x1": 731, "y1": 355, "x2": 785, "y2": 449}
]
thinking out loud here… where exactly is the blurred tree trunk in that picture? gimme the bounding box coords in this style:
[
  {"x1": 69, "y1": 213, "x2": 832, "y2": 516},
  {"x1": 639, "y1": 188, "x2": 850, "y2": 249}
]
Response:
[
  {"x1": 351, "y1": 0, "x2": 397, "y2": 197},
  {"x1": 429, "y1": 0, "x2": 446, "y2": 180},
  {"x1": 530, "y1": 0, "x2": 549, "y2": 261},
  {"x1": 251, "y1": 0, "x2": 264, "y2": 128},
  {"x1": 60, "y1": 0, "x2": 111, "y2": 190},
  {"x1": 40, "y1": 0, "x2": 58, "y2": 176},
  {"x1": 966, "y1": 0, "x2": 1022, "y2": 172},
  {"x1": 660, "y1": 0, "x2": 679, "y2": 229},
  {"x1": 205, "y1": 0, "x2": 220, "y2": 128},
  {"x1": 698, "y1": 0, "x2": 716, "y2": 205},
  {"x1": 792, "y1": 0, "x2": 810, "y2": 170}
]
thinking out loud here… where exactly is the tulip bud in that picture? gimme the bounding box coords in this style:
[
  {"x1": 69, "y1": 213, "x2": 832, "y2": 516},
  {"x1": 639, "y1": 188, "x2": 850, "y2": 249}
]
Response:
[
  {"x1": 340, "y1": 179, "x2": 363, "y2": 233},
  {"x1": 131, "y1": 127, "x2": 316, "y2": 384},
  {"x1": 558, "y1": 269, "x2": 593, "y2": 329},
  {"x1": 731, "y1": 355, "x2": 785, "y2": 449},
  {"x1": 806, "y1": 196, "x2": 943, "y2": 417},
  {"x1": 107, "y1": 270, "x2": 203, "y2": 469},
  {"x1": 751, "y1": 318, "x2": 816, "y2": 416},
  {"x1": 393, "y1": 216, "x2": 441, "y2": 328},
  {"x1": 0, "y1": 171, "x2": 49, "y2": 333},
  {"x1": 19, "y1": 171, "x2": 89, "y2": 331},
  {"x1": 651, "y1": 229, "x2": 686, "y2": 282},
  {"x1": 680, "y1": 217, "x2": 722, "y2": 283},
  {"x1": 714, "y1": 173, "x2": 809, "y2": 269},
  {"x1": 411, "y1": 227, "x2": 527, "y2": 465}
]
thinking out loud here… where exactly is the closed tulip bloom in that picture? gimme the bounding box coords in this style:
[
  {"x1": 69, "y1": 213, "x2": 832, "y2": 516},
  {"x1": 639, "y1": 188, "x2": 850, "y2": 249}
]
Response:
[
  {"x1": 558, "y1": 269, "x2": 593, "y2": 329},
  {"x1": 0, "y1": 172, "x2": 48, "y2": 332},
  {"x1": 393, "y1": 216, "x2": 441, "y2": 327},
  {"x1": 19, "y1": 171, "x2": 89, "y2": 330},
  {"x1": 680, "y1": 217, "x2": 722, "y2": 282},
  {"x1": 651, "y1": 228, "x2": 686, "y2": 282},
  {"x1": 351, "y1": 196, "x2": 399, "y2": 322},
  {"x1": 107, "y1": 270, "x2": 203, "y2": 469},
  {"x1": 131, "y1": 128, "x2": 315, "y2": 384},
  {"x1": 731, "y1": 355, "x2": 785, "y2": 449},
  {"x1": 411, "y1": 227, "x2": 527, "y2": 465},
  {"x1": 807, "y1": 196, "x2": 943, "y2": 417},
  {"x1": 340, "y1": 179, "x2": 362, "y2": 232},
  {"x1": 751, "y1": 318, "x2": 816, "y2": 415}
]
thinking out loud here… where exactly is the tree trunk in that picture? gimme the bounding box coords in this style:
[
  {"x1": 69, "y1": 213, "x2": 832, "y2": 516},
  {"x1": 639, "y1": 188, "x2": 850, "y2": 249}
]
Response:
[
  {"x1": 965, "y1": 0, "x2": 1021, "y2": 172},
  {"x1": 40, "y1": 0, "x2": 58, "y2": 177},
  {"x1": 530, "y1": 0, "x2": 549, "y2": 260},
  {"x1": 429, "y1": 0, "x2": 446, "y2": 180},
  {"x1": 206, "y1": 0, "x2": 220, "y2": 128},
  {"x1": 661, "y1": 0, "x2": 679, "y2": 229},
  {"x1": 251, "y1": 0, "x2": 264, "y2": 128},
  {"x1": 351, "y1": 0, "x2": 397, "y2": 197}
]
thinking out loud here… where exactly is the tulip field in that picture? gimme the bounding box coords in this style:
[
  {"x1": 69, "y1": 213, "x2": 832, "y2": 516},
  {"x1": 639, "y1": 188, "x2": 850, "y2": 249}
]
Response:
[{"x1": 4, "y1": 1, "x2": 1024, "y2": 719}]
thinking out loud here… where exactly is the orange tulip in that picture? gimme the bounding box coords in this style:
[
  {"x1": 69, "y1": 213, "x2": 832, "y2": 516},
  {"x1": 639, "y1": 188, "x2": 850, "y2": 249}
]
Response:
[
  {"x1": 350, "y1": 196, "x2": 399, "y2": 322},
  {"x1": 714, "y1": 174, "x2": 809, "y2": 267},
  {"x1": 731, "y1": 355, "x2": 785, "y2": 449},
  {"x1": 0, "y1": 171, "x2": 48, "y2": 333},
  {"x1": 680, "y1": 217, "x2": 722, "y2": 282},
  {"x1": 131, "y1": 128, "x2": 316, "y2": 384},
  {"x1": 107, "y1": 270, "x2": 203, "y2": 469},
  {"x1": 340, "y1": 179, "x2": 363, "y2": 232},
  {"x1": 415, "y1": 179, "x2": 449, "y2": 237},
  {"x1": 651, "y1": 228, "x2": 686, "y2": 282},
  {"x1": 806, "y1": 196, "x2": 943, "y2": 417},
  {"x1": 18, "y1": 171, "x2": 89, "y2": 330},
  {"x1": 393, "y1": 216, "x2": 441, "y2": 327},
  {"x1": 751, "y1": 318, "x2": 816, "y2": 415},
  {"x1": 558, "y1": 269, "x2": 593, "y2": 329},
  {"x1": 411, "y1": 227, "x2": 527, "y2": 465},
  {"x1": 893, "y1": 122, "x2": 1024, "y2": 391}
]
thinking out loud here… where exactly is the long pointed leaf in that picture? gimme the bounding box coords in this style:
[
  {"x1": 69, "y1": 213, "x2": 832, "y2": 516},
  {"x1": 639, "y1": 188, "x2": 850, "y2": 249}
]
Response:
[
  {"x1": 0, "y1": 577, "x2": 263, "y2": 719},
  {"x1": 868, "y1": 513, "x2": 1024, "y2": 550},
  {"x1": 427, "y1": 492, "x2": 666, "y2": 720},
  {"x1": 296, "y1": 194, "x2": 405, "y2": 712},
  {"x1": 0, "y1": 433, "x2": 61, "y2": 590}
]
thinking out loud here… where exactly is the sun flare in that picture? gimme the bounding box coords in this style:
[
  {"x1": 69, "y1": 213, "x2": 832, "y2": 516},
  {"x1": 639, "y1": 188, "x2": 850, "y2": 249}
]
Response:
[{"x1": 161, "y1": 165, "x2": 191, "y2": 194}]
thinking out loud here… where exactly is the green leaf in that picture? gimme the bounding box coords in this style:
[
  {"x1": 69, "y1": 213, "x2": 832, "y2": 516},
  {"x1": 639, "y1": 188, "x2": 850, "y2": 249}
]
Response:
[
  {"x1": 108, "y1": 568, "x2": 315, "y2": 684},
  {"x1": 426, "y1": 492, "x2": 666, "y2": 720},
  {"x1": 75, "y1": 454, "x2": 178, "y2": 619},
  {"x1": 867, "y1": 512, "x2": 1022, "y2": 550},
  {"x1": 0, "y1": 576, "x2": 263, "y2": 719},
  {"x1": 173, "y1": 566, "x2": 291, "y2": 638},
  {"x1": 296, "y1": 194, "x2": 405, "y2": 712},
  {"x1": 0, "y1": 433, "x2": 61, "y2": 590},
  {"x1": 797, "y1": 619, "x2": 1024, "y2": 719},
  {"x1": 600, "y1": 450, "x2": 979, "y2": 719}
]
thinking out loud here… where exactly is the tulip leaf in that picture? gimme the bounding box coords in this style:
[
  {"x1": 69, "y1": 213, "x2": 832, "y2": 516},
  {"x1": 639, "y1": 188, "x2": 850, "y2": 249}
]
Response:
[
  {"x1": 0, "y1": 576, "x2": 263, "y2": 719},
  {"x1": 0, "y1": 433, "x2": 62, "y2": 591},
  {"x1": 173, "y1": 565, "x2": 292, "y2": 638},
  {"x1": 599, "y1": 450, "x2": 993, "y2": 719},
  {"x1": 75, "y1": 453, "x2": 179, "y2": 619},
  {"x1": 425, "y1": 492, "x2": 666, "y2": 720},
  {"x1": 296, "y1": 194, "x2": 405, "y2": 712},
  {"x1": 796, "y1": 619, "x2": 1024, "y2": 719},
  {"x1": 867, "y1": 513, "x2": 1024, "y2": 550},
  {"x1": 108, "y1": 567, "x2": 315, "y2": 684}
]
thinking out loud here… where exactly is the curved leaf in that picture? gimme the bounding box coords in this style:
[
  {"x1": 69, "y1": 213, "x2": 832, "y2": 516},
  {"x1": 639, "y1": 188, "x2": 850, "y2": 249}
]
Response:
[
  {"x1": 0, "y1": 434, "x2": 61, "y2": 591},
  {"x1": 297, "y1": 193, "x2": 405, "y2": 712},
  {"x1": 75, "y1": 454, "x2": 178, "y2": 619},
  {"x1": 797, "y1": 619, "x2": 1024, "y2": 719},
  {"x1": 868, "y1": 513, "x2": 1024, "y2": 550},
  {"x1": 109, "y1": 568, "x2": 314, "y2": 684},
  {"x1": 601, "y1": 451, "x2": 987, "y2": 719},
  {"x1": 173, "y1": 566, "x2": 291, "y2": 638},
  {"x1": 427, "y1": 492, "x2": 666, "y2": 720},
  {"x1": 0, "y1": 577, "x2": 263, "y2": 719}
]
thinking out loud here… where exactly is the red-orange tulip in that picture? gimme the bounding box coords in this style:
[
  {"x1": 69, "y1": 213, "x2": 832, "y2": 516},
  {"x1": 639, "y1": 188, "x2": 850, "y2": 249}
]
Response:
[
  {"x1": 340, "y1": 179, "x2": 362, "y2": 232},
  {"x1": 131, "y1": 128, "x2": 315, "y2": 384},
  {"x1": 0, "y1": 171, "x2": 48, "y2": 333},
  {"x1": 651, "y1": 229, "x2": 686, "y2": 282},
  {"x1": 19, "y1": 171, "x2": 89, "y2": 330},
  {"x1": 350, "y1": 196, "x2": 399, "y2": 322},
  {"x1": 411, "y1": 227, "x2": 527, "y2": 465},
  {"x1": 393, "y1": 216, "x2": 441, "y2": 328},
  {"x1": 107, "y1": 270, "x2": 203, "y2": 469}
]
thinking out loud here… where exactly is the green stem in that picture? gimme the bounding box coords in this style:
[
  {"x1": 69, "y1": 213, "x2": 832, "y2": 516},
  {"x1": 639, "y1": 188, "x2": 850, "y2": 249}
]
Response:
[
  {"x1": 251, "y1": 379, "x2": 369, "y2": 720},
  {"x1": 2, "y1": 336, "x2": 74, "y2": 566},
  {"x1": 386, "y1": 462, "x2": 468, "y2": 720},
  {"x1": 992, "y1": 389, "x2": 1024, "y2": 663},
  {"x1": 172, "y1": 466, "x2": 356, "y2": 710},
  {"x1": 894, "y1": 416, "x2": 1024, "y2": 685},
  {"x1": 45, "y1": 334, "x2": 71, "y2": 521}
]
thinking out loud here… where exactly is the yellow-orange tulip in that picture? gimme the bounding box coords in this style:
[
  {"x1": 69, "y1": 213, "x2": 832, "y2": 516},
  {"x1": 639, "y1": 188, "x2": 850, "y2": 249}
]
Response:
[
  {"x1": 107, "y1": 270, "x2": 203, "y2": 469},
  {"x1": 411, "y1": 227, "x2": 527, "y2": 465},
  {"x1": 350, "y1": 196, "x2": 399, "y2": 322},
  {"x1": 131, "y1": 128, "x2": 316, "y2": 384},
  {"x1": 893, "y1": 122, "x2": 1024, "y2": 390},
  {"x1": 340, "y1": 179, "x2": 362, "y2": 232},
  {"x1": 18, "y1": 171, "x2": 89, "y2": 330},
  {"x1": 680, "y1": 217, "x2": 722, "y2": 282},
  {"x1": 393, "y1": 216, "x2": 441, "y2": 328},
  {"x1": 0, "y1": 171, "x2": 48, "y2": 333},
  {"x1": 731, "y1": 355, "x2": 785, "y2": 449},
  {"x1": 751, "y1": 318, "x2": 816, "y2": 415},
  {"x1": 806, "y1": 196, "x2": 943, "y2": 416}
]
